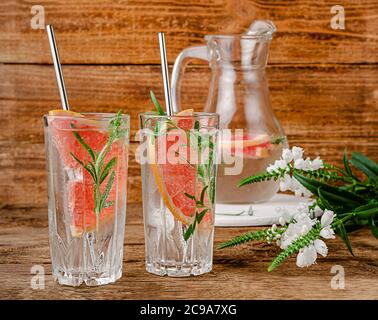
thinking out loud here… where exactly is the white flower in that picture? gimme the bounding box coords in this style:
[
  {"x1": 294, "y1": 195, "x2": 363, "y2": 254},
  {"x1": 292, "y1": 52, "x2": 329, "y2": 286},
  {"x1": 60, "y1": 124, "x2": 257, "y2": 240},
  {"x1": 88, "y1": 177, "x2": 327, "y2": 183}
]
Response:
[
  {"x1": 320, "y1": 226, "x2": 335, "y2": 239},
  {"x1": 321, "y1": 209, "x2": 335, "y2": 228},
  {"x1": 280, "y1": 215, "x2": 314, "y2": 250},
  {"x1": 267, "y1": 159, "x2": 289, "y2": 174},
  {"x1": 310, "y1": 157, "x2": 323, "y2": 170},
  {"x1": 276, "y1": 206, "x2": 293, "y2": 225},
  {"x1": 301, "y1": 224, "x2": 309, "y2": 235},
  {"x1": 314, "y1": 239, "x2": 328, "y2": 257},
  {"x1": 303, "y1": 158, "x2": 312, "y2": 171},
  {"x1": 290, "y1": 178, "x2": 312, "y2": 197},
  {"x1": 273, "y1": 202, "x2": 336, "y2": 269},
  {"x1": 313, "y1": 205, "x2": 323, "y2": 218},
  {"x1": 296, "y1": 238, "x2": 329, "y2": 268},
  {"x1": 279, "y1": 174, "x2": 292, "y2": 192},
  {"x1": 296, "y1": 245, "x2": 317, "y2": 268},
  {"x1": 275, "y1": 159, "x2": 288, "y2": 170},
  {"x1": 319, "y1": 209, "x2": 336, "y2": 239},
  {"x1": 292, "y1": 146, "x2": 304, "y2": 161},
  {"x1": 294, "y1": 158, "x2": 305, "y2": 170},
  {"x1": 282, "y1": 148, "x2": 293, "y2": 163}
]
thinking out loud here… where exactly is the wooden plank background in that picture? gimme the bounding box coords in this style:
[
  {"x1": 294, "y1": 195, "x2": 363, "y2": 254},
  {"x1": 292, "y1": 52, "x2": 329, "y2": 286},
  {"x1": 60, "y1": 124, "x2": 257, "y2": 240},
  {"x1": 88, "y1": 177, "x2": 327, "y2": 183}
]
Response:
[{"x1": 0, "y1": 0, "x2": 377, "y2": 208}]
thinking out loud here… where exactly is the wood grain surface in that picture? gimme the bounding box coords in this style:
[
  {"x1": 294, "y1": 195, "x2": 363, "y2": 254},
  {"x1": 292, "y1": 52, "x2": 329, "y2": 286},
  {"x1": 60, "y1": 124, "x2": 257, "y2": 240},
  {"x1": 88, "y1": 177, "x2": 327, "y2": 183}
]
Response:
[
  {"x1": 1, "y1": 63, "x2": 377, "y2": 206},
  {"x1": 0, "y1": 0, "x2": 377, "y2": 300},
  {"x1": 1, "y1": 204, "x2": 378, "y2": 300},
  {"x1": 1, "y1": 0, "x2": 377, "y2": 64}
]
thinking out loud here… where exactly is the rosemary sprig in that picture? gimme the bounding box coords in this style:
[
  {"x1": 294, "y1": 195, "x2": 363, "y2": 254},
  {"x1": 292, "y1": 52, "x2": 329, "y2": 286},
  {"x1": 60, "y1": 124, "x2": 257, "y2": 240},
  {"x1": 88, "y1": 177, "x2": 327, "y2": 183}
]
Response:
[
  {"x1": 149, "y1": 91, "x2": 216, "y2": 241},
  {"x1": 183, "y1": 189, "x2": 210, "y2": 241},
  {"x1": 70, "y1": 111, "x2": 126, "y2": 232},
  {"x1": 268, "y1": 223, "x2": 321, "y2": 272},
  {"x1": 218, "y1": 229, "x2": 271, "y2": 249}
]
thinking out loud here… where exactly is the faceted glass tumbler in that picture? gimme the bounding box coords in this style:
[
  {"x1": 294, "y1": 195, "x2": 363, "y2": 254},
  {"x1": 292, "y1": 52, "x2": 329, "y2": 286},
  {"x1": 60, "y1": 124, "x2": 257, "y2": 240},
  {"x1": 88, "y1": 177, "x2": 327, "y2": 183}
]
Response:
[
  {"x1": 139, "y1": 112, "x2": 219, "y2": 277},
  {"x1": 44, "y1": 112, "x2": 129, "y2": 286}
]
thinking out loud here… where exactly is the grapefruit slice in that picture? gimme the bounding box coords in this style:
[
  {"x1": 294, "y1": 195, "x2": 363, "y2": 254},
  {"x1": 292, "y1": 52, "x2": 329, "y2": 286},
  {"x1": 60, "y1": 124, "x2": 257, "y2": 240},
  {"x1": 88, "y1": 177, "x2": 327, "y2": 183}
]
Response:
[
  {"x1": 48, "y1": 110, "x2": 127, "y2": 236},
  {"x1": 221, "y1": 133, "x2": 273, "y2": 159},
  {"x1": 148, "y1": 109, "x2": 212, "y2": 227}
]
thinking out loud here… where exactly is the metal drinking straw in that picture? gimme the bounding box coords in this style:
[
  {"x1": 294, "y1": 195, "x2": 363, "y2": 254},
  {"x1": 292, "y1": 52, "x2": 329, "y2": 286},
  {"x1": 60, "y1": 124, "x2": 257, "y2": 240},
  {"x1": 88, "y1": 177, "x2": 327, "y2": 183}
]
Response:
[
  {"x1": 46, "y1": 25, "x2": 70, "y2": 111},
  {"x1": 158, "y1": 32, "x2": 173, "y2": 116}
]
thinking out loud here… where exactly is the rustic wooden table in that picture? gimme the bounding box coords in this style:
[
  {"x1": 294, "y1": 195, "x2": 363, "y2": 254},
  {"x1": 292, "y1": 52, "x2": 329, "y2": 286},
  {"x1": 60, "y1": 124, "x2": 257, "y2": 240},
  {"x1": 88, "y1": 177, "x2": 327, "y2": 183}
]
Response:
[{"x1": 1, "y1": 203, "x2": 377, "y2": 300}]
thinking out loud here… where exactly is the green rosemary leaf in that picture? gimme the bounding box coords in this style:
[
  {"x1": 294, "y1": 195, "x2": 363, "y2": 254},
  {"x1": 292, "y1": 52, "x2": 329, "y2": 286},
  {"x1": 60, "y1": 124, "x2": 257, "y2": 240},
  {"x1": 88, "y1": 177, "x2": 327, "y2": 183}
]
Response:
[
  {"x1": 209, "y1": 177, "x2": 216, "y2": 204},
  {"x1": 100, "y1": 170, "x2": 116, "y2": 210},
  {"x1": 84, "y1": 165, "x2": 97, "y2": 182},
  {"x1": 70, "y1": 152, "x2": 85, "y2": 167},
  {"x1": 70, "y1": 125, "x2": 96, "y2": 162},
  {"x1": 194, "y1": 120, "x2": 200, "y2": 131},
  {"x1": 197, "y1": 165, "x2": 206, "y2": 179},
  {"x1": 184, "y1": 224, "x2": 194, "y2": 242},
  {"x1": 184, "y1": 193, "x2": 196, "y2": 201},
  {"x1": 218, "y1": 229, "x2": 270, "y2": 249},
  {"x1": 99, "y1": 157, "x2": 117, "y2": 184},
  {"x1": 238, "y1": 171, "x2": 282, "y2": 187},
  {"x1": 196, "y1": 208, "x2": 209, "y2": 224},
  {"x1": 150, "y1": 90, "x2": 165, "y2": 115},
  {"x1": 87, "y1": 162, "x2": 96, "y2": 176},
  {"x1": 200, "y1": 185, "x2": 208, "y2": 205},
  {"x1": 70, "y1": 152, "x2": 97, "y2": 182},
  {"x1": 103, "y1": 201, "x2": 115, "y2": 208},
  {"x1": 271, "y1": 136, "x2": 285, "y2": 145}
]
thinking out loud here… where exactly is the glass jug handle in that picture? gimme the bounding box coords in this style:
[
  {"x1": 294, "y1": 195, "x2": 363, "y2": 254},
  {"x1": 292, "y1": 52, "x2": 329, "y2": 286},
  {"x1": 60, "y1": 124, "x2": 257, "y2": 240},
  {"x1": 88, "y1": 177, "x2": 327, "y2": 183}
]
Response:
[{"x1": 171, "y1": 45, "x2": 209, "y2": 113}]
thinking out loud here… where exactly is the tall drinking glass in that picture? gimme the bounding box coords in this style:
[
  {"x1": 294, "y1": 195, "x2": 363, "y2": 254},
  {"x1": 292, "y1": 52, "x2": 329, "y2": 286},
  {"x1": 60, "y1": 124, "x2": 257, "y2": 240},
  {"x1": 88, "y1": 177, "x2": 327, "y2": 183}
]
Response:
[
  {"x1": 44, "y1": 112, "x2": 129, "y2": 286},
  {"x1": 139, "y1": 112, "x2": 219, "y2": 277}
]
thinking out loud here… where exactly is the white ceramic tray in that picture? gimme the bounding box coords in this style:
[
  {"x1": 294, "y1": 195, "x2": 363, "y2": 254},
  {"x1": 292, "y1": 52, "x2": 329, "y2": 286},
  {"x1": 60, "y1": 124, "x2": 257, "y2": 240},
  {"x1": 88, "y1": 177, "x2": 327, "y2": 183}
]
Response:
[{"x1": 215, "y1": 194, "x2": 312, "y2": 227}]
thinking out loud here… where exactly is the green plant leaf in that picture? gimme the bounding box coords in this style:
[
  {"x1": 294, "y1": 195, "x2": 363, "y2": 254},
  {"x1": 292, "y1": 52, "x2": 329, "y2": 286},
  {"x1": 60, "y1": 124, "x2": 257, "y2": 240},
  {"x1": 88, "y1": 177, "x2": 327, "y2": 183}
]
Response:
[
  {"x1": 350, "y1": 159, "x2": 377, "y2": 180},
  {"x1": 100, "y1": 170, "x2": 116, "y2": 209},
  {"x1": 70, "y1": 152, "x2": 97, "y2": 182},
  {"x1": 335, "y1": 220, "x2": 354, "y2": 256},
  {"x1": 196, "y1": 208, "x2": 209, "y2": 224},
  {"x1": 293, "y1": 173, "x2": 366, "y2": 208},
  {"x1": 184, "y1": 193, "x2": 196, "y2": 201},
  {"x1": 353, "y1": 203, "x2": 378, "y2": 219},
  {"x1": 350, "y1": 152, "x2": 378, "y2": 179},
  {"x1": 369, "y1": 215, "x2": 378, "y2": 239},
  {"x1": 150, "y1": 90, "x2": 165, "y2": 115},
  {"x1": 238, "y1": 171, "x2": 282, "y2": 187},
  {"x1": 99, "y1": 157, "x2": 117, "y2": 184},
  {"x1": 103, "y1": 201, "x2": 115, "y2": 208},
  {"x1": 183, "y1": 224, "x2": 193, "y2": 241},
  {"x1": 343, "y1": 148, "x2": 354, "y2": 177},
  {"x1": 70, "y1": 125, "x2": 96, "y2": 162},
  {"x1": 200, "y1": 185, "x2": 208, "y2": 205},
  {"x1": 352, "y1": 152, "x2": 378, "y2": 175},
  {"x1": 218, "y1": 229, "x2": 271, "y2": 249},
  {"x1": 317, "y1": 187, "x2": 334, "y2": 211}
]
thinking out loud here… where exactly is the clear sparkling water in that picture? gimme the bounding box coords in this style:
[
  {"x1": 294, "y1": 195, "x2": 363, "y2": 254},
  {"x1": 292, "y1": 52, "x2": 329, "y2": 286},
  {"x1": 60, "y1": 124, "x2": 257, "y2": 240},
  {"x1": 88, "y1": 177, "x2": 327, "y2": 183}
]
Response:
[
  {"x1": 141, "y1": 163, "x2": 214, "y2": 277},
  {"x1": 44, "y1": 116, "x2": 128, "y2": 286}
]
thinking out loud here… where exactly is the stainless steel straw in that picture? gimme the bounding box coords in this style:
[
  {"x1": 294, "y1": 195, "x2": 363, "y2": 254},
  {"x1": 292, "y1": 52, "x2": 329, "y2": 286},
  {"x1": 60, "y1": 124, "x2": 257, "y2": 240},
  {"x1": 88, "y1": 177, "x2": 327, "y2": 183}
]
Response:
[
  {"x1": 158, "y1": 32, "x2": 173, "y2": 116},
  {"x1": 46, "y1": 25, "x2": 70, "y2": 110}
]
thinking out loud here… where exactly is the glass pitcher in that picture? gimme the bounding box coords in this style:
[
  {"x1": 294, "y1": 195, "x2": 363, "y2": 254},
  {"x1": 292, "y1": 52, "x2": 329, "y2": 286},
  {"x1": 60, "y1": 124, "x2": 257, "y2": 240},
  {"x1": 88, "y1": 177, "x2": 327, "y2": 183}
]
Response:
[{"x1": 171, "y1": 20, "x2": 288, "y2": 204}]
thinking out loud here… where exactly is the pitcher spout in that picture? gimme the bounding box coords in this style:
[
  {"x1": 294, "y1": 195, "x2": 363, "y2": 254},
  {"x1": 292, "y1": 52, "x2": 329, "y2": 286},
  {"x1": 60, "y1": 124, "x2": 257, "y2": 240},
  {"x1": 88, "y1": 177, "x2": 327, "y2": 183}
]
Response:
[{"x1": 245, "y1": 20, "x2": 276, "y2": 40}]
